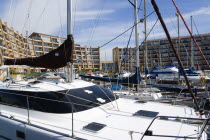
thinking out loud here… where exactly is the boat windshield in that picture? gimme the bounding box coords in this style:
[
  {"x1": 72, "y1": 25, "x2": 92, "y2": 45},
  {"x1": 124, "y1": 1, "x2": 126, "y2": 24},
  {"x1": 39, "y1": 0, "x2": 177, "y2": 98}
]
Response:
[{"x1": 0, "y1": 85, "x2": 118, "y2": 113}]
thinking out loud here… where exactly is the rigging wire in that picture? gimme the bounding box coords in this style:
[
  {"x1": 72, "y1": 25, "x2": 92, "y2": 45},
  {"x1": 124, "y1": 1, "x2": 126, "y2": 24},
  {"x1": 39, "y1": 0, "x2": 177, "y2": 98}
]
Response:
[
  {"x1": 74, "y1": 10, "x2": 155, "y2": 66},
  {"x1": 33, "y1": 0, "x2": 50, "y2": 32},
  {"x1": 73, "y1": 0, "x2": 77, "y2": 34},
  {"x1": 21, "y1": 0, "x2": 33, "y2": 35},
  {"x1": 192, "y1": 18, "x2": 200, "y2": 36},
  {"x1": 11, "y1": 0, "x2": 17, "y2": 28},
  {"x1": 121, "y1": 18, "x2": 159, "y2": 69},
  {"x1": 57, "y1": 0, "x2": 64, "y2": 37},
  {"x1": 119, "y1": 0, "x2": 143, "y2": 72},
  {"x1": 164, "y1": 8, "x2": 192, "y2": 68},
  {"x1": 100, "y1": 11, "x2": 155, "y2": 49},
  {"x1": 85, "y1": 0, "x2": 107, "y2": 46},
  {"x1": 5, "y1": 0, "x2": 13, "y2": 23}
]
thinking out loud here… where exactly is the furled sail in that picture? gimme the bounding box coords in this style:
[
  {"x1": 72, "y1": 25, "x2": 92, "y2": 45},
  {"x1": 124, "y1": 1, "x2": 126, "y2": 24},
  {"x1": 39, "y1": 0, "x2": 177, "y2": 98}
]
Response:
[{"x1": 4, "y1": 34, "x2": 74, "y2": 69}]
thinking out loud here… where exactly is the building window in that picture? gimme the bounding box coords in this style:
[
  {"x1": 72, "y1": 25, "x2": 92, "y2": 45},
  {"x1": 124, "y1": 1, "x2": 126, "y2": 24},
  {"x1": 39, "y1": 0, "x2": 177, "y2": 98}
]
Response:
[
  {"x1": 36, "y1": 52, "x2": 43, "y2": 56},
  {"x1": 53, "y1": 44, "x2": 58, "y2": 48},
  {"x1": 93, "y1": 56, "x2": 99, "y2": 59},
  {"x1": 203, "y1": 36, "x2": 210, "y2": 41},
  {"x1": 35, "y1": 47, "x2": 43, "y2": 51},
  {"x1": 41, "y1": 36, "x2": 51, "y2": 42},
  {"x1": 44, "y1": 43, "x2": 52, "y2": 47},
  {"x1": 44, "y1": 48, "x2": 51, "y2": 52},
  {"x1": 32, "y1": 36, "x2": 42, "y2": 40},
  {"x1": 34, "y1": 41, "x2": 42, "y2": 46},
  {"x1": 52, "y1": 38, "x2": 58, "y2": 43}
]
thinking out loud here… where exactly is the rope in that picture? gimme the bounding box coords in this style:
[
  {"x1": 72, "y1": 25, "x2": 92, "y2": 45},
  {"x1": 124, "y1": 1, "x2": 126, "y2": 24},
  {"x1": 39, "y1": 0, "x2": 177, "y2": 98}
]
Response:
[
  {"x1": 5, "y1": 0, "x2": 13, "y2": 23},
  {"x1": 57, "y1": 0, "x2": 64, "y2": 37},
  {"x1": 171, "y1": 0, "x2": 210, "y2": 69},
  {"x1": 33, "y1": 0, "x2": 50, "y2": 32},
  {"x1": 85, "y1": 0, "x2": 107, "y2": 46},
  {"x1": 73, "y1": 0, "x2": 77, "y2": 34},
  {"x1": 119, "y1": 0, "x2": 143, "y2": 73},
  {"x1": 11, "y1": 0, "x2": 17, "y2": 28},
  {"x1": 192, "y1": 17, "x2": 200, "y2": 35},
  {"x1": 164, "y1": 8, "x2": 191, "y2": 68},
  {"x1": 21, "y1": 0, "x2": 33, "y2": 35},
  {"x1": 71, "y1": 10, "x2": 155, "y2": 65},
  {"x1": 120, "y1": 18, "x2": 159, "y2": 69}
]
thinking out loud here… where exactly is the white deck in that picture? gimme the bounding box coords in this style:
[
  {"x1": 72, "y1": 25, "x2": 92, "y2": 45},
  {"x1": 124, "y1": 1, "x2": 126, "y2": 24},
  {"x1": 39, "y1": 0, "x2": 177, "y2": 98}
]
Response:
[{"x1": 0, "y1": 79, "x2": 207, "y2": 140}]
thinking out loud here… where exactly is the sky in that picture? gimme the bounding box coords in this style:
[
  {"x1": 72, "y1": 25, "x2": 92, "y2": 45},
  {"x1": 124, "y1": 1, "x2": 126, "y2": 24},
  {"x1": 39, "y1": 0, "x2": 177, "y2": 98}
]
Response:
[{"x1": 0, "y1": 0, "x2": 210, "y2": 61}]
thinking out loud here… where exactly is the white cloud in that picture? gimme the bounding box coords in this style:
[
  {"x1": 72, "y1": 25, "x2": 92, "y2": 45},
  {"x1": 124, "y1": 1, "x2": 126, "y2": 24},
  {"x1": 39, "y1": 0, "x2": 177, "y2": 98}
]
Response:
[{"x1": 1, "y1": 0, "x2": 117, "y2": 36}]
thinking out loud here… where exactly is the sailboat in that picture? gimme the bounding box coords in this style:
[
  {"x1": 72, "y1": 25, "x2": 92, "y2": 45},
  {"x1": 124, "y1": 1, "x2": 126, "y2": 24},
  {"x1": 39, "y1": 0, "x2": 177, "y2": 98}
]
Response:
[{"x1": 0, "y1": 0, "x2": 208, "y2": 140}]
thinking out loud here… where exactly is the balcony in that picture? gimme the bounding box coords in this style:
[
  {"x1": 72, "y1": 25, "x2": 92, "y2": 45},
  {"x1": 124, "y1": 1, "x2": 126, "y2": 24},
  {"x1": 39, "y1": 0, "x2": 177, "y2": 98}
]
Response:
[
  {"x1": 44, "y1": 48, "x2": 51, "y2": 52},
  {"x1": 34, "y1": 42, "x2": 42, "y2": 46},
  {"x1": 53, "y1": 45, "x2": 58, "y2": 48},
  {"x1": 92, "y1": 48, "x2": 99, "y2": 51},
  {"x1": 35, "y1": 47, "x2": 43, "y2": 51},
  {"x1": 32, "y1": 36, "x2": 42, "y2": 40},
  {"x1": 44, "y1": 43, "x2": 52, "y2": 47}
]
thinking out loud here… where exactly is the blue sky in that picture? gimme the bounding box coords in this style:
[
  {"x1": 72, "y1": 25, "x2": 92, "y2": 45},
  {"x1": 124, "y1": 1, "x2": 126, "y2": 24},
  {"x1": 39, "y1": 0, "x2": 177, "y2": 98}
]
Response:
[{"x1": 0, "y1": 0, "x2": 210, "y2": 60}]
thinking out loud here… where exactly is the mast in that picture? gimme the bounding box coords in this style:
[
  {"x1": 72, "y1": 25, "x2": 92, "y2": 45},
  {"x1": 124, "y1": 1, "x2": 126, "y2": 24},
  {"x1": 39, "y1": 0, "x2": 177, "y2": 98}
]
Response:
[
  {"x1": 176, "y1": 13, "x2": 180, "y2": 81},
  {"x1": 67, "y1": 0, "x2": 73, "y2": 82},
  {"x1": 171, "y1": 0, "x2": 210, "y2": 69},
  {"x1": 176, "y1": 13, "x2": 180, "y2": 60},
  {"x1": 144, "y1": 0, "x2": 148, "y2": 81},
  {"x1": 190, "y1": 16, "x2": 194, "y2": 68},
  {"x1": 67, "y1": 0, "x2": 73, "y2": 35},
  {"x1": 151, "y1": 0, "x2": 200, "y2": 111},
  {"x1": 134, "y1": 0, "x2": 140, "y2": 92}
]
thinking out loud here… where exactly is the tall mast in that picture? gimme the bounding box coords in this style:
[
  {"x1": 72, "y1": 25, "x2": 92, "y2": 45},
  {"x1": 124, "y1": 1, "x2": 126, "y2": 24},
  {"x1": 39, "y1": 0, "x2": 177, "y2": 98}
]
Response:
[
  {"x1": 171, "y1": 0, "x2": 210, "y2": 69},
  {"x1": 67, "y1": 0, "x2": 73, "y2": 35},
  {"x1": 144, "y1": 0, "x2": 148, "y2": 81},
  {"x1": 176, "y1": 13, "x2": 180, "y2": 60},
  {"x1": 134, "y1": 0, "x2": 140, "y2": 92},
  {"x1": 67, "y1": 0, "x2": 73, "y2": 82},
  {"x1": 151, "y1": 0, "x2": 200, "y2": 111},
  {"x1": 176, "y1": 13, "x2": 180, "y2": 81},
  {"x1": 190, "y1": 16, "x2": 194, "y2": 68}
]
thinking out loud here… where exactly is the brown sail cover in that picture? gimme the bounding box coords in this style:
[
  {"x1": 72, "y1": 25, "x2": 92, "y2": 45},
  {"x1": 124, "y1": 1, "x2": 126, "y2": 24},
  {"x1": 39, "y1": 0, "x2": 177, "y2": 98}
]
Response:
[{"x1": 4, "y1": 34, "x2": 74, "y2": 69}]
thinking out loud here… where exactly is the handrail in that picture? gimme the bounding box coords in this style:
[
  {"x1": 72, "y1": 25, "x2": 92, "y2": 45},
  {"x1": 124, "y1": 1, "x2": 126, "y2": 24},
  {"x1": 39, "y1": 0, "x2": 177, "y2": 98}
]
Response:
[
  {"x1": 0, "y1": 87, "x2": 118, "y2": 137},
  {"x1": 172, "y1": 88, "x2": 184, "y2": 105},
  {"x1": 0, "y1": 88, "x2": 110, "y2": 114},
  {"x1": 140, "y1": 115, "x2": 209, "y2": 140}
]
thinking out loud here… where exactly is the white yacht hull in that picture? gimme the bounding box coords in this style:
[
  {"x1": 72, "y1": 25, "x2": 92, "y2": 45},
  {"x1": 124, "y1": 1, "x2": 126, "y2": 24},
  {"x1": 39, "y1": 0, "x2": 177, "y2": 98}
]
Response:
[{"x1": 0, "y1": 79, "x2": 207, "y2": 140}]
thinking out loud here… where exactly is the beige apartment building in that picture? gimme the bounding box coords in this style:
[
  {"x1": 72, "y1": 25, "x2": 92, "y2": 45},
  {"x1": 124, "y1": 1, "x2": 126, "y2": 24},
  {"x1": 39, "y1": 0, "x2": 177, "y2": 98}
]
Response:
[
  {"x1": 113, "y1": 33, "x2": 210, "y2": 72},
  {"x1": 0, "y1": 18, "x2": 101, "y2": 72},
  {"x1": 112, "y1": 47, "x2": 136, "y2": 72}
]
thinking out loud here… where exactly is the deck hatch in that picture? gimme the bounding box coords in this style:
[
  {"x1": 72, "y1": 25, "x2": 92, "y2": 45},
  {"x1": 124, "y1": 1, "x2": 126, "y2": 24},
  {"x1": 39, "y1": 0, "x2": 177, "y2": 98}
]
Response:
[
  {"x1": 133, "y1": 110, "x2": 159, "y2": 118},
  {"x1": 83, "y1": 122, "x2": 106, "y2": 133},
  {"x1": 135, "y1": 100, "x2": 147, "y2": 103}
]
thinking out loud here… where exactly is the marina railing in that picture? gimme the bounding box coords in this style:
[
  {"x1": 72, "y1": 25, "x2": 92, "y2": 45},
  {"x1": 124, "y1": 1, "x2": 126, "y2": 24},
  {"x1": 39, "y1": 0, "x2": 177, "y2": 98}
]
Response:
[{"x1": 141, "y1": 115, "x2": 210, "y2": 140}]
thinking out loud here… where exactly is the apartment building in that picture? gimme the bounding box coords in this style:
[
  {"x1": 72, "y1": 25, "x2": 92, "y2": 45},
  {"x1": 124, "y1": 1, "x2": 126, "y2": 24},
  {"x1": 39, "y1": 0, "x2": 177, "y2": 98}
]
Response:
[
  {"x1": 113, "y1": 33, "x2": 210, "y2": 71},
  {"x1": 112, "y1": 47, "x2": 137, "y2": 72},
  {"x1": 100, "y1": 61, "x2": 116, "y2": 72},
  {"x1": 73, "y1": 45, "x2": 100, "y2": 71},
  {"x1": 0, "y1": 18, "x2": 101, "y2": 71},
  {"x1": 142, "y1": 34, "x2": 210, "y2": 70},
  {"x1": 30, "y1": 33, "x2": 101, "y2": 71}
]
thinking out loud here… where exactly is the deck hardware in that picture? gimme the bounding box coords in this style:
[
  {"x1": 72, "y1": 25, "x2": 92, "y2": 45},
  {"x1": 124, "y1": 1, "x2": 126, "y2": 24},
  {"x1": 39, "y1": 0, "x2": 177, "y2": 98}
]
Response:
[
  {"x1": 145, "y1": 130, "x2": 153, "y2": 136},
  {"x1": 16, "y1": 131, "x2": 25, "y2": 139},
  {"x1": 83, "y1": 122, "x2": 106, "y2": 133}
]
